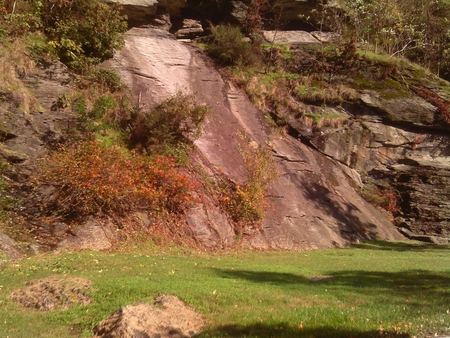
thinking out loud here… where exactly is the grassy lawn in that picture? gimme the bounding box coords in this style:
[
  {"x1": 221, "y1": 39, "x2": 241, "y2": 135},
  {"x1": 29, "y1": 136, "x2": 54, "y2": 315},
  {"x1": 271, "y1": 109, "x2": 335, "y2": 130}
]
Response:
[{"x1": 0, "y1": 240, "x2": 449, "y2": 338}]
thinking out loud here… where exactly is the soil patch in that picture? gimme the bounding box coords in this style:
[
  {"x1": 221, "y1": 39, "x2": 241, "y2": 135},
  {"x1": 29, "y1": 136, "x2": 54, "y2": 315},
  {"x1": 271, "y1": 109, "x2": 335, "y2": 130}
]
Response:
[{"x1": 10, "y1": 276, "x2": 92, "y2": 311}]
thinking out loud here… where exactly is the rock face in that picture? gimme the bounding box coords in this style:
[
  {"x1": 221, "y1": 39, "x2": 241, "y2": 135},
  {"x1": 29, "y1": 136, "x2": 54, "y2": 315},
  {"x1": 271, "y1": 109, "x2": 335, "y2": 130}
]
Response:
[
  {"x1": 93, "y1": 295, "x2": 204, "y2": 338},
  {"x1": 306, "y1": 92, "x2": 450, "y2": 237},
  {"x1": 104, "y1": 28, "x2": 403, "y2": 250}
]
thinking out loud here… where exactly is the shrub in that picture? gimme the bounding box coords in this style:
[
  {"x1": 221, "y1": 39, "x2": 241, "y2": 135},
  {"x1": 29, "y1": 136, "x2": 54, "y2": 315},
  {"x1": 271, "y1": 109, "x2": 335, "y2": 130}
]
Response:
[
  {"x1": 35, "y1": 141, "x2": 198, "y2": 219},
  {"x1": 207, "y1": 24, "x2": 261, "y2": 66},
  {"x1": 127, "y1": 93, "x2": 210, "y2": 154},
  {"x1": 1, "y1": 0, "x2": 127, "y2": 68},
  {"x1": 0, "y1": 158, "x2": 16, "y2": 220},
  {"x1": 223, "y1": 134, "x2": 278, "y2": 225},
  {"x1": 360, "y1": 183, "x2": 399, "y2": 215},
  {"x1": 43, "y1": 0, "x2": 127, "y2": 68}
]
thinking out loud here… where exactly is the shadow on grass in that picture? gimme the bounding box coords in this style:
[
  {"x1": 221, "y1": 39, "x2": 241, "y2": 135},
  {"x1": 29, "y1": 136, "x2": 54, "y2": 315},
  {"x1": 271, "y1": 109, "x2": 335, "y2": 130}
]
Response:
[
  {"x1": 352, "y1": 240, "x2": 450, "y2": 252},
  {"x1": 197, "y1": 323, "x2": 410, "y2": 338},
  {"x1": 213, "y1": 268, "x2": 450, "y2": 307}
]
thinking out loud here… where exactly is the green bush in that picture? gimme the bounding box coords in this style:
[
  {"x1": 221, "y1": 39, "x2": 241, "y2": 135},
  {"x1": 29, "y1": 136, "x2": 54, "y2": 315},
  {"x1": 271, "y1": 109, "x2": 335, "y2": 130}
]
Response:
[
  {"x1": 1, "y1": 0, "x2": 127, "y2": 68},
  {"x1": 207, "y1": 24, "x2": 261, "y2": 66},
  {"x1": 127, "y1": 93, "x2": 211, "y2": 154},
  {"x1": 43, "y1": 0, "x2": 127, "y2": 68},
  {"x1": 0, "y1": 158, "x2": 17, "y2": 220}
]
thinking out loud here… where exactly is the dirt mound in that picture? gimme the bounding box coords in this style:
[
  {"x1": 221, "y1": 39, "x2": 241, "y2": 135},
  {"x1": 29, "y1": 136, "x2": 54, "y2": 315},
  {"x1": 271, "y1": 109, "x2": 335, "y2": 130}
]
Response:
[
  {"x1": 93, "y1": 294, "x2": 204, "y2": 338},
  {"x1": 10, "y1": 276, "x2": 92, "y2": 311}
]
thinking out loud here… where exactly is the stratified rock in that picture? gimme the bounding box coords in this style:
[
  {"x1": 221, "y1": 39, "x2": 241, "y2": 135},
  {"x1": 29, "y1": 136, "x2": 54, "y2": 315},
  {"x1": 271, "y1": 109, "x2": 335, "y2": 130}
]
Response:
[
  {"x1": 360, "y1": 91, "x2": 438, "y2": 128},
  {"x1": 0, "y1": 230, "x2": 24, "y2": 266},
  {"x1": 306, "y1": 88, "x2": 450, "y2": 237},
  {"x1": 21, "y1": 60, "x2": 73, "y2": 112},
  {"x1": 93, "y1": 295, "x2": 204, "y2": 338},
  {"x1": 174, "y1": 19, "x2": 204, "y2": 39}
]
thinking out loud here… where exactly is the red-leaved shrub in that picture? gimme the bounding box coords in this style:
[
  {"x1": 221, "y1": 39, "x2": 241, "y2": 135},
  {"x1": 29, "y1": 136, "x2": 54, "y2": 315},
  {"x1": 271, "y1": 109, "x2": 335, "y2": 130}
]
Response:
[{"x1": 36, "y1": 141, "x2": 198, "y2": 219}]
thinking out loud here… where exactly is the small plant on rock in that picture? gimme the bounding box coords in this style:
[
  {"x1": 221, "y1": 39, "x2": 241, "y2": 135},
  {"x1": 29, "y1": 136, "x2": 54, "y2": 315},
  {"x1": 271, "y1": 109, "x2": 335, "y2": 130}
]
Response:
[
  {"x1": 127, "y1": 92, "x2": 210, "y2": 155},
  {"x1": 223, "y1": 133, "x2": 278, "y2": 226},
  {"x1": 207, "y1": 24, "x2": 261, "y2": 66}
]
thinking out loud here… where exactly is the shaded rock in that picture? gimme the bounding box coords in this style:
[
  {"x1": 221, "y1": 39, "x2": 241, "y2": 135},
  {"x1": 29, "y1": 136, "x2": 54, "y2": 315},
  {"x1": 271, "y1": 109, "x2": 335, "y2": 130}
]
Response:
[
  {"x1": 149, "y1": 13, "x2": 172, "y2": 30},
  {"x1": 57, "y1": 219, "x2": 117, "y2": 251},
  {"x1": 93, "y1": 295, "x2": 204, "y2": 338},
  {"x1": 10, "y1": 276, "x2": 92, "y2": 311},
  {"x1": 174, "y1": 19, "x2": 204, "y2": 39},
  {"x1": 230, "y1": 0, "x2": 247, "y2": 25},
  {"x1": 106, "y1": 0, "x2": 158, "y2": 26},
  {"x1": 186, "y1": 201, "x2": 234, "y2": 247},
  {"x1": 263, "y1": 30, "x2": 320, "y2": 45},
  {"x1": 0, "y1": 230, "x2": 24, "y2": 264},
  {"x1": 21, "y1": 60, "x2": 73, "y2": 112},
  {"x1": 133, "y1": 212, "x2": 153, "y2": 227},
  {"x1": 0, "y1": 107, "x2": 76, "y2": 184},
  {"x1": 359, "y1": 91, "x2": 439, "y2": 128}
]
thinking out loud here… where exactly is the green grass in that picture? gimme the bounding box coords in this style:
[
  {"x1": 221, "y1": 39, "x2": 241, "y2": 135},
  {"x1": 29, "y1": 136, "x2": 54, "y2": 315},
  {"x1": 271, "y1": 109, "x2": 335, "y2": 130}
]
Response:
[{"x1": 0, "y1": 241, "x2": 449, "y2": 338}]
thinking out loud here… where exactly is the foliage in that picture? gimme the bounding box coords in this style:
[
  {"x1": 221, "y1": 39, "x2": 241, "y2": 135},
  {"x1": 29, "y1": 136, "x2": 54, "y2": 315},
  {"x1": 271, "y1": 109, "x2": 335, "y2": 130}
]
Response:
[
  {"x1": 1, "y1": 242, "x2": 450, "y2": 337},
  {"x1": 35, "y1": 141, "x2": 198, "y2": 219},
  {"x1": 223, "y1": 134, "x2": 277, "y2": 224},
  {"x1": 126, "y1": 93, "x2": 210, "y2": 155},
  {"x1": 315, "y1": 0, "x2": 450, "y2": 80},
  {"x1": 84, "y1": 68, "x2": 124, "y2": 93},
  {"x1": 43, "y1": 0, "x2": 127, "y2": 68},
  {"x1": 0, "y1": 158, "x2": 16, "y2": 220},
  {"x1": 207, "y1": 24, "x2": 261, "y2": 66},
  {"x1": 359, "y1": 183, "x2": 399, "y2": 215},
  {"x1": 412, "y1": 86, "x2": 450, "y2": 125},
  {"x1": 0, "y1": 0, "x2": 127, "y2": 69}
]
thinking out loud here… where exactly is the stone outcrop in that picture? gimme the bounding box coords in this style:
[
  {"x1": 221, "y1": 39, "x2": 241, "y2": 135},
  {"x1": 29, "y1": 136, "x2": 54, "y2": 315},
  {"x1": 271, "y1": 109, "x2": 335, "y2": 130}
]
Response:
[
  {"x1": 303, "y1": 89, "x2": 450, "y2": 237},
  {"x1": 105, "y1": 0, "x2": 159, "y2": 26},
  {"x1": 104, "y1": 27, "x2": 403, "y2": 250},
  {"x1": 174, "y1": 19, "x2": 204, "y2": 39}
]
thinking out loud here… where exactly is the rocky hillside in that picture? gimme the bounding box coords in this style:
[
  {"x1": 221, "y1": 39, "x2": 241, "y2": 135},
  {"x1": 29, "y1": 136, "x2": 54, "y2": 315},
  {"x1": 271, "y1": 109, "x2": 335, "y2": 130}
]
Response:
[{"x1": 1, "y1": 0, "x2": 449, "y2": 260}]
